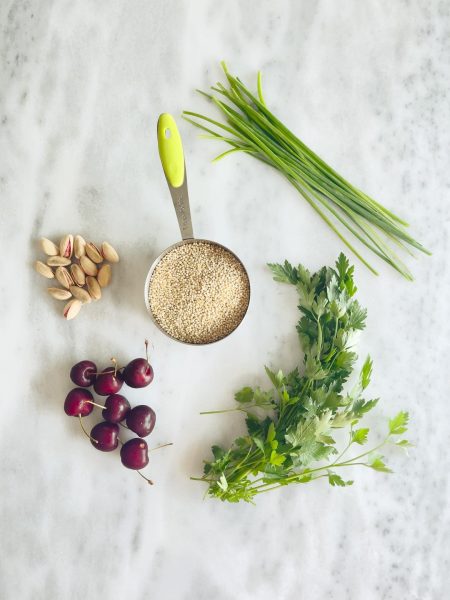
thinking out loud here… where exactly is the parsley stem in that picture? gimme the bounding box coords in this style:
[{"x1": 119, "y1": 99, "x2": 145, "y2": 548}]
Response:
[
  {"x1": 332, "y1": 318, "x2": 339, "y2": 346},
  {"x1": 331, "y1": 431, "x2": 354, "y2": 465},
  {"x1": 247, "y1": 438, "x2": 393, "y2": 492},
  {"x1": 253, "y1": 473, "x2": 330, "y2": 495},
  {"x1": 335, "y1": 437, "x2": 390, "y2": 466},
  {"x1": 200, "y1": 407, "x2": 248, "y2": 415}
]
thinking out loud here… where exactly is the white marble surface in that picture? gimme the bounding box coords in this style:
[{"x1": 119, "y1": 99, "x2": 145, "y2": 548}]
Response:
[{"x1": 1, "y1": 1, "x2": 449, "y2": 598}]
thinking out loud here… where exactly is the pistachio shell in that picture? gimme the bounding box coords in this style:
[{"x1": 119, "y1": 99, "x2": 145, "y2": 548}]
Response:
[
  {"x1": 59, "y1": 234, "x2": 74, "y2": 258},
  {"x1": 69, "y1": 285, "x2": 92, "y2": 304},
  {"x1": 80, "y1": 255, "x2": 98, "y2": 277},
  {"x1": 35, "y1": 261, "x2": 54, "y2": 279},
  {"x1": 40, "y1": 238, "x2": 59, "y2": 256},
  {"x1": 47, "y1": 287, "x2": 72, "y2": 300},
  {"x1": 74, "y1": 235, "x2": 86, "y2": 259},
  {"x1": 97, "y1": 264, "x2": 112, "y2": 288},
  {"x1": 86, "y1": 242, "x2": 103, "y2": 264},
  {"x1": 70, "y1": 263, "x2": 86, "y2": 287},
  {"x1": 101, "y1": 242, "x2": 119, "y2": 263},
  {"x1": 86, "y1": 276, "x2": 102, "y2": 300},
  {"x1": 63, "y1": 299, "x2": 82, "y2": 320},
  {"x1": 55, "y1": 266, "x2": 74, "y2": 289},
  {"x1": 47, "y1": 256, "x2": 71, "y2": 267}
]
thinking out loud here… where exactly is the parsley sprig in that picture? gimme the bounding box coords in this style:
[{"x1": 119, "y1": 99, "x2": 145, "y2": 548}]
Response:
[{"x1": 193, "y1": 254, "x2": 411, "y2": 503}]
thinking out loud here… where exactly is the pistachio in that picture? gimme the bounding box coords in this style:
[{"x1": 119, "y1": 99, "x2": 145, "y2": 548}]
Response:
[
  {"x1": 74, "y1": 235, "x2": 86, "y2": 259},
  {"x1": 86, "y1": 242, "x2": 103, "y2": 264},
  {"x1": 47, "y1": 256, "x2": 71, "y2": 267},
  {"x1": 101, "y1": 241, "x2": 119, "y2": 263},
  {"x1": 35, "y1": 261, "x2": 54, "y2": 279},
  {"x1": 37, "y1": 234, "x2": 119, "y2": 317},
  {"x1": 80, "y1": 255, "x2": 98, "y2": 277},
  {"x1": 55, "y1": 266, "x2": 74, "y2": 289},
  {"x1": 86, "y1": 276, "x2": 102, "y2": 300},
  {"x1": 97, "y1": 264, "x2": 112, "y2": 288},
  {"x1": 60, "y1": 234, "x2": 74, "y2": 258},
  {"x1": 40, "y1": 238, "x2": 59, "y2": 256},
  {"x1": 70, "y1": 263, "x2": 86, "y2": 287},
  {"x1": 69, "y1": 285, "x2": 92, "y2": 304},
  {"x1": 47, "y1": 287, "x2": 72, "y2": 301},
  {"x1": 63, "y1": 299, "x2": 82, "y2": 320}
]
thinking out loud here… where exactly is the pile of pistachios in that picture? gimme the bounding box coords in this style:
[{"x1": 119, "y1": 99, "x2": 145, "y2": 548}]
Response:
[{"x1": 35, "y1": 235, "x2": 120, "y2": 320}]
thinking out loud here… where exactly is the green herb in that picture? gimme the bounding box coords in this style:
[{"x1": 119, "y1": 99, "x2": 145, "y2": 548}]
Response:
[
  {"x1": 183, "y1": 63, "x2": 430, "y2": 279},
  {"x1": 192, "y1": 254, "x2": 411, "y2": 503}
]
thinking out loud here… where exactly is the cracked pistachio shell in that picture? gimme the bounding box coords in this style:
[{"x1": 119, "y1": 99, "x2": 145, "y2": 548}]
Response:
[
  {"x1": 86, "y1": 276, "x2": 102, "y2": 300},
  {"x1": 63, "y1": 299, "x2": 82, "y2": 320},
  {"x1": 86, "y1": 242, "x2": 103, "y2": 264},
  {"x1": 59, "y1": 234, "x2": 74, "y2": 258},
  {"x1": 55, "y1": 266, "x2": 74, "y2": 289}
]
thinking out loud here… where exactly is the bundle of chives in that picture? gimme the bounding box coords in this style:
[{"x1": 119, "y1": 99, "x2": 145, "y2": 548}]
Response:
[{"x1": 183, "y1": 63, "x2": 430, "y2": 279}]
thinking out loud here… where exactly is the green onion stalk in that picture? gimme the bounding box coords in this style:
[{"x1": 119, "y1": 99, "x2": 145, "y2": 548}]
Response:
[{"x1": 183, "y1": 62, "x2": 430, "y2": 279}]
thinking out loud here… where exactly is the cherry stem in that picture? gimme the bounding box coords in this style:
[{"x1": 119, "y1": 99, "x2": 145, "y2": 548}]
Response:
[
  {"x1": 145, "y1": 339, "x2": 149, "y2": 362},
  {"x1": 78, "y1": 421, "x2": 154, "y2": 486},
  {"x1": 91, "y1": 369, "x2": 123, "y2": 376},
  {"x1": 149, "y1": 442, "x2": 173, "y2": 453},
  {"x1": 110, "y1": 357, "x2": 118, "y2": 377},
  {"x1": 117, "y1": 434, "x2": 154, "y2": 485},
  {"x1": 78, "y1": 415, "x2": 98, "y2": 444},
  {"x1": 137, "y1": 470, "x2": 154, "y2": 485},
  {"x1": 87, "y1": 400, "x2": 106, "y2": 410}
]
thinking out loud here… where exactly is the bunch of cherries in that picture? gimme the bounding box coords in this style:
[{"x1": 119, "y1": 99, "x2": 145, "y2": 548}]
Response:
[{"x1": 64, "y1": 341, "x2": 167, "y2": 484}]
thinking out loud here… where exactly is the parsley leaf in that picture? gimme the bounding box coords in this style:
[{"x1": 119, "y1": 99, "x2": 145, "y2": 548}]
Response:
[
  {"x1": 352, "y1": 428, "x2": 369, "y2": 445},
  {"x1": 267, "y1": 261, "x2": 298, "y2": 284},
  {"x1": 328, "y1": 472, "x2": 354, "y2": 487},
  {"x1": 389, "y1": 411, "x2": 409, "y2": 435},
  {"x1": 235, "y1": 387, "x2": 254, "y2": 404},
  {"x1": 196, "y1": 255, "x2": 411, "y2": 503},
  {"x1": 368, "y1": 456, "x2": 392, "y2": 473},
  {"x1": 360, "y1": 356, "x2": 373, "y2": 390}
]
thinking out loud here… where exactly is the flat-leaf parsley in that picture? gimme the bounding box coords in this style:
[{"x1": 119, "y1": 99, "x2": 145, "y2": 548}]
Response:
[{"x1": 193, "y1": 254, "x2": 411, "y2": 503}]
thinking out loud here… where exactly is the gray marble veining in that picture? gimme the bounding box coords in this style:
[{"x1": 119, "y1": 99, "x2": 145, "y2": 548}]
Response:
[{"x1": 1, "y1": 1, "x2": 449, "y2": 598}]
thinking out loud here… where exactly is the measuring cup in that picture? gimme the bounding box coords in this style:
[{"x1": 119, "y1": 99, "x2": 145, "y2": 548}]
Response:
[{"x1": 144, "y1": 113, "x2": 250, "y2": 345}]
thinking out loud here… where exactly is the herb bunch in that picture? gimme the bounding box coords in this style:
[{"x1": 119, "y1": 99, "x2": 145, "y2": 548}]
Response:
[
  {"x1": 183, "y1": 63, "x2": 430, "y2": 279},
  {"x1": 193, "y1": 254, "x2": 411, "y2": 503}
]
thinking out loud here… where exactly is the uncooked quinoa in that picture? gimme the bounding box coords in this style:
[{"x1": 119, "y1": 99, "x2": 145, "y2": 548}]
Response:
[{"x1": 148, "y1": 241, "x2": 250, "y2": 344}]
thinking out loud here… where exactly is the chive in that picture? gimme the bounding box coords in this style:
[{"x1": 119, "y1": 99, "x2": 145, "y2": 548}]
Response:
[{"x1": 183, "y1": 64, "x2": 430, "y2": 278}]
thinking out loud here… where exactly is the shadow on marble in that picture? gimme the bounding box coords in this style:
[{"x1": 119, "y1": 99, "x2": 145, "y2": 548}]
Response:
[{"x1": 116, "y1": 244, "x2": 159, "y2": 320}]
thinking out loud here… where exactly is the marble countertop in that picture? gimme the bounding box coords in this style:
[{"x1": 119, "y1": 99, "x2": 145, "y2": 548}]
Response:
[{"x1": 1, "y1": 1, "x2": 449, "y2": 598}]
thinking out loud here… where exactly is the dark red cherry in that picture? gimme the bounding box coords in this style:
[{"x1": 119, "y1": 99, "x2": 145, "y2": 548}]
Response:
[
  {"x1": 64, "y1": 388, "x2": 94, "y2": 417},
  {"x1": 70, "y1": 360, "x2": 97, "y2": 387},
  {"x1": 102, "y1": 394, "x2": 131, "y2": 423},
  {"x1": 123, "y1": 358, "x2": 154, "y2": 388},
  {"x1": 90, "y1": 421, "x2": 119, "y2": 452},
  {"x1": 120, "y1": 438, "x2": 149, "y2": 469},
  {"x1": 126, "y1": 405, "x2": 156, "y2": 437},
  {"x1": 93, "y1": 367, "x2": 123, "y2": 396}
]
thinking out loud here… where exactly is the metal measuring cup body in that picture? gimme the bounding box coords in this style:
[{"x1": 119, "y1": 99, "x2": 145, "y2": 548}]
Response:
[{"x1": 144, "y1": 114, "x2": 250, "y2": 345}]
